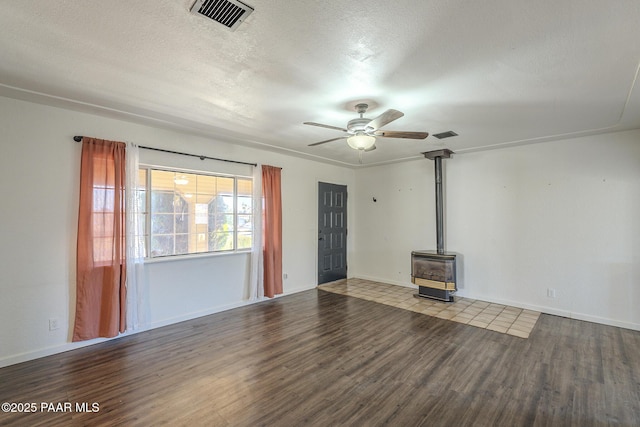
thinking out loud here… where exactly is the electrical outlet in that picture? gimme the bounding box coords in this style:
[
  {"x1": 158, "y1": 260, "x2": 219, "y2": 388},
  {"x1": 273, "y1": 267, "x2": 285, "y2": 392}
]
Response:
[
  {"x1": 546, "y1": 288, "x2": 556, "y2": 298},
  {"x1": 49, "y1": 318, "x2": 60, "y2": 331},
  {"x1": 283, "y1": 273, "x2": 288, "y2": 280}
]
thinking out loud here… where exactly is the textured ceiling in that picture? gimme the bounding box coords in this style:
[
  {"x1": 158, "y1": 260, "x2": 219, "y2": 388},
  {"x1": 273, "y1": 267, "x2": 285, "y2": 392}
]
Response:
[{"x1": 1, "y1": 0, "x2": 639, "y2": 167}]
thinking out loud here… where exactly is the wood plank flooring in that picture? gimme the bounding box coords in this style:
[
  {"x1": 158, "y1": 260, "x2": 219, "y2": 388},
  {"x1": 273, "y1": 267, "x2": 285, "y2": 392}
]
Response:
[
  {"x1": 1, "y1": 289, "x2": 639, "y2": 426},
  {"x1": 320, "y1": 279, "x2": 541, "y2": 338}
]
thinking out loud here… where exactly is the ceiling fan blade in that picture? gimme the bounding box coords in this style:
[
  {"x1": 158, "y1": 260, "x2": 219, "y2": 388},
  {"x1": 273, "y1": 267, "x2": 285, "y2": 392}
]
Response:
[
  {"x1": 303, "y1": 122, "x2": 348, "y2": 132},
  {"x1": 374, "y1": 130, "x2": 429, "y2": 139},
  {"x1": 308, "y1": 136, "x2": 347, "y2": 147},
  {"x1": 365, "y1": 109, "x2": 404, "y2": 131}
]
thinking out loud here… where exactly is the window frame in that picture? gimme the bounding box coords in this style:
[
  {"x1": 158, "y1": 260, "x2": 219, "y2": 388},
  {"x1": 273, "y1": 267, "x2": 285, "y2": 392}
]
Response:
[{"x1": 139, "y1": 164, "x2": 253, "y2": 261}]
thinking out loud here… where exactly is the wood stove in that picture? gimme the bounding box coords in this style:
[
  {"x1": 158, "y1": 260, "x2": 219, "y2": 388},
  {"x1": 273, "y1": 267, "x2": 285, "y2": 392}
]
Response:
[
  {"x1": 412, "y1": 250, "x2": 460, "y2": 302},
  {"x1": 412, "y1": 149, "x2": 461, "y2": 302}
]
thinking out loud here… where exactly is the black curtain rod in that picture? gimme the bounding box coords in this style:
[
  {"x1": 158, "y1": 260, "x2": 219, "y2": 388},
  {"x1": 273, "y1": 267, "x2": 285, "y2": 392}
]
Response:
[{"x1": 73, "y1": 136, "x2": 257, "y2": 167}]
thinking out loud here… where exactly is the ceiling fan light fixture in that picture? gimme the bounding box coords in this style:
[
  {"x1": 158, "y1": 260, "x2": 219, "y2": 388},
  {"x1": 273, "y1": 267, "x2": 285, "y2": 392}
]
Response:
[{"x1": 347, "y1": 133, "x2": 376, "y2": 150}]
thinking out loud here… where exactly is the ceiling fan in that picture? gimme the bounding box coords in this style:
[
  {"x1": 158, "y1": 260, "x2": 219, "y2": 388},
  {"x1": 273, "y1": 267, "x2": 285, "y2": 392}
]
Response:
[{"x1": 304, "y1": 103, "x2": 429, "y2": 153}]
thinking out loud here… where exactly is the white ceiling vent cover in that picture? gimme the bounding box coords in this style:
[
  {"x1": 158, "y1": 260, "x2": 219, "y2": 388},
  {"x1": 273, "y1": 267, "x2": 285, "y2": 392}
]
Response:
[{"x1": 190, "y1": 0, "x2": 254, "y2": 31}]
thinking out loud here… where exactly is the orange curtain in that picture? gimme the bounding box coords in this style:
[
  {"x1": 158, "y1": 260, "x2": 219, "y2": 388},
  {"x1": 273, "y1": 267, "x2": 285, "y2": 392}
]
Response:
[
  {"x1": 73, "y1": 138, "x2": 127, "y2": 341},
  {"x1": 262, "y1": 165, "x2": 282, "y2": 298}
]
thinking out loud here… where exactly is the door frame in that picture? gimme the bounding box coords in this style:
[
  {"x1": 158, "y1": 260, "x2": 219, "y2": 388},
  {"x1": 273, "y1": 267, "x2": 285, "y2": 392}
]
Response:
[{"x1": 317, "y1": 181, "x2": 348, "y2": 285}]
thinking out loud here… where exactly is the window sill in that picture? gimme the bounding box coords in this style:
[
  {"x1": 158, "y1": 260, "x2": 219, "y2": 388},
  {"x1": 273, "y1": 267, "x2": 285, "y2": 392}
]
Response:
[{"x1": 144, "y1": 250, "x2": 251, "y2": 264}]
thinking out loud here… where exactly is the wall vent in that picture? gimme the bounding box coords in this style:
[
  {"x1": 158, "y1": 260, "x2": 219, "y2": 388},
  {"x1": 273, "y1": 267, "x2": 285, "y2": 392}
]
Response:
[
  {"x1": 433, "y1": 131, "x2": 458, "y2": 139},
  {"x1": 190, "y1": 0, "x2": 254, "y2": 31}
]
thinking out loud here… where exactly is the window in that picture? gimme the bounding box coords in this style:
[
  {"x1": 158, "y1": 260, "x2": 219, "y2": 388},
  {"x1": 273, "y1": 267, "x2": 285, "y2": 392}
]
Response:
[
  {"x1": 137, "y1": 167, "x2": 252, "y2": 258},
  {"x1": 90, "y1": 150, "x2": 126, "y2": 266}
]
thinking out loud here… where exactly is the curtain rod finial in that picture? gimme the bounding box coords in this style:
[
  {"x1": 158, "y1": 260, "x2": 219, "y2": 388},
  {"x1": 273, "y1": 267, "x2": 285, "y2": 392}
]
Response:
[{"x1": 73, "y1": 136, "x2": 83, "y2": 142}]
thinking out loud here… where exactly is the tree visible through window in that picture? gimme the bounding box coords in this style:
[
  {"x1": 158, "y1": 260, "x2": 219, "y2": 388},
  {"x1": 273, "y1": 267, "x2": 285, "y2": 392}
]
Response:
[{"x1": 140, "y1": 168, "x2": 252, "y2": 258}]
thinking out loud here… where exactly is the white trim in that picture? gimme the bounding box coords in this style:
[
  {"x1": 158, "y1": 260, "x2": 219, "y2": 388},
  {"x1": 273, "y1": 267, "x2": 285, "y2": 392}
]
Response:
[
  {"x1": 0, "y1": 283, "x2": 317, "y2": 368},
  {"x1": 139, "y1": 164, "x2": 254, "y2": 260},
  {"x1": 352, "y1": 275, "x2": 640, "y2": 332},
  {"x1": 140, "y1": 163, "x2": 252, "y2": 179},
  {"x1": 144, "y1": 249, "x2": 250, "y2": 264},
  {"x1": 456, "y1": 290, "x2": 640, "y2": 332}
]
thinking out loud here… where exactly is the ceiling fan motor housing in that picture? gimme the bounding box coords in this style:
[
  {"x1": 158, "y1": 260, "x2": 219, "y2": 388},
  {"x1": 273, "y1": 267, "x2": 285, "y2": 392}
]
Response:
[
  {"x1": 347, "y1": 118, "x2": 372, "y2": 134},
  {"x1": 304, "y1": 101, "x2": 428, "y2": 149}
]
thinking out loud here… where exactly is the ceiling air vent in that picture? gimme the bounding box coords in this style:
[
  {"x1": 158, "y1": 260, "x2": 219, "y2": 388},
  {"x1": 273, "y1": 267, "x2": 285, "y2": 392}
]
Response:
[
  {"x1": 433, "y1": 131, "x2": 458, "y2": 139},
  {"x1": 190, "y1": 0, "x2": 254, "y2": 31}
]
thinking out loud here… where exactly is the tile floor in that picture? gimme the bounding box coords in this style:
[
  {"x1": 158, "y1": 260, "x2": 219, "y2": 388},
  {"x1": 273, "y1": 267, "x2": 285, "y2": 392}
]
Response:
[{"x1": 319, "y1": 278, "x2": 540, "y2": 339}]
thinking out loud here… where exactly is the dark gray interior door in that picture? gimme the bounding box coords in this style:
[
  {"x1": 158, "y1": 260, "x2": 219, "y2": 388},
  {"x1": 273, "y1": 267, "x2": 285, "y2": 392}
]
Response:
[{"x1": 318, "y1": 182, "x2": 347, "y2": 285}]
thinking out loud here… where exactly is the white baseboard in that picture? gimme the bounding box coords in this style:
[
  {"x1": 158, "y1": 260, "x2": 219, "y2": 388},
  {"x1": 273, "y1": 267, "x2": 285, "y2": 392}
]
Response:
[
  {"x1": 0, "y1": 339, "x2": 112, "y2": 369},
  {"x1": 0, "y1": 284, "x2": 322, "y2": 368},
  {"x1": 0, "y1": 292, "x2": 295, "y2": 369},
  {"x1": 145, "y1": 299, "x2": 260, "y2": 330},
  {"x1": 351, "y1": 275, "x2": 640, "y2": 332},
  {"x1": 456, "y1": 290, "x2": 640, "y2": 331},
  {"x1": 4, "y1": 279, "x2": 636, "y2": 368},
  {"x1": 281, "y1": 283, "x2": 317, "y2": 295}
]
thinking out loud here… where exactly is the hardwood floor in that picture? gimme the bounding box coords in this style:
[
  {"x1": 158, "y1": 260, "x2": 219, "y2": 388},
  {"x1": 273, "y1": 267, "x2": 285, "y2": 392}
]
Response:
[
  {"x1": 1, "y1": 289, "x2": 639, "y2": 426},
  {"x1": 320, "y1": 279, "x2": 541, "y2": 338}
]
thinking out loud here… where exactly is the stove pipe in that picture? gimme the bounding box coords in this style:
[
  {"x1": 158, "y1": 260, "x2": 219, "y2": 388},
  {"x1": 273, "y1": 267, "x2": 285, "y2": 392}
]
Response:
[
  {"x1": 423, "y1": 149, "x2": 454, "y2": 255},
  {"x1": 434, "y1": 156, "x2": 445, "y2": 254}
]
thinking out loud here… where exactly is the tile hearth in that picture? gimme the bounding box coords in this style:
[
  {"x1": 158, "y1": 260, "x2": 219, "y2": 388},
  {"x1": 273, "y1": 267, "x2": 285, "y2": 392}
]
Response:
[{"x1": 319, "y1": 279, "x2": 540, "y2": 339}]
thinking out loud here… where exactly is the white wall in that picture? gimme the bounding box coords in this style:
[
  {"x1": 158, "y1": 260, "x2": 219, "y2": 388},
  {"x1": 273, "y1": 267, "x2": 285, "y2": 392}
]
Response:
[
  {"x1": 0, "y1": 95, "x2": 355, "y2": 367},
  {"x1": 351, "y1": 158, "x2": 436, "y2": 286},
  {"x1": 2, "y1": 92, "x2": 637, "y2": 368},
  {"x1": 353, "y1": 130, "x2": 640, "y2": 330}
]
